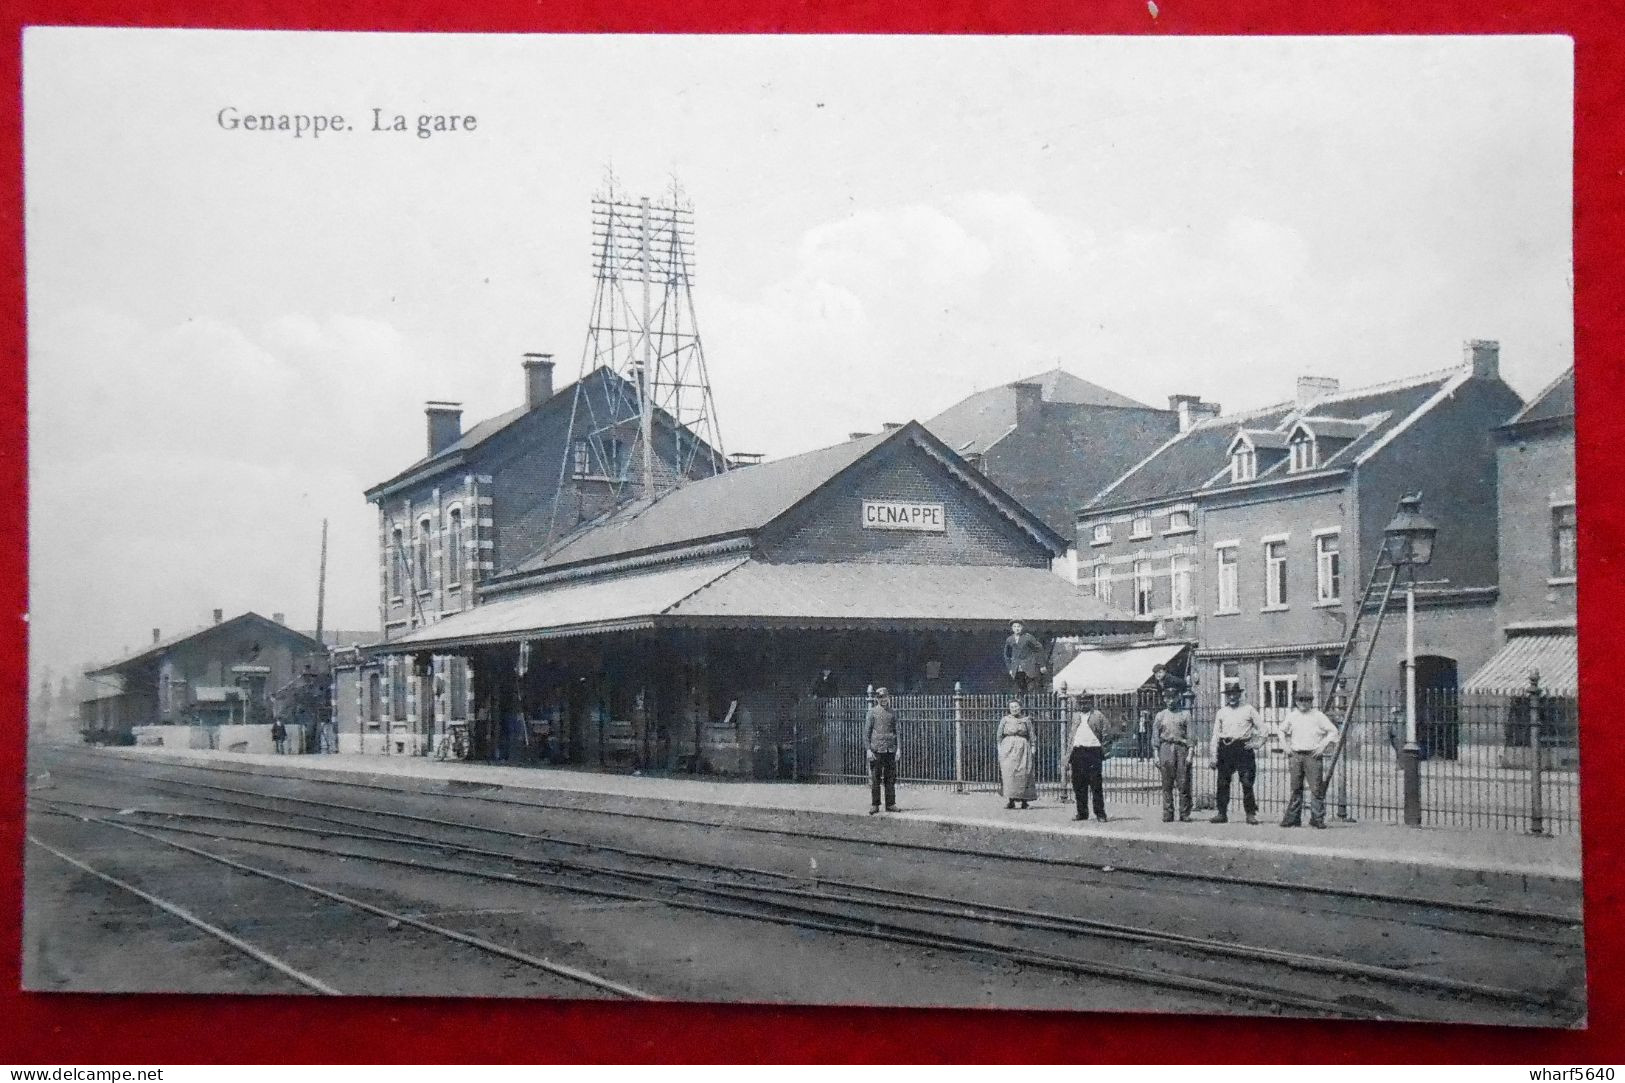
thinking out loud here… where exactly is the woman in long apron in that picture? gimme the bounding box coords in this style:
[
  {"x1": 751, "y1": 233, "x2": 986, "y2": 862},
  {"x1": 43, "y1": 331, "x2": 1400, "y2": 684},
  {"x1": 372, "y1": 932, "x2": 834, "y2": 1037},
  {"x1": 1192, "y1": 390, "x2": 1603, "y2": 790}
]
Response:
[{"x1": 998, "y1": 700, "x2": 1038, "y2": 809}]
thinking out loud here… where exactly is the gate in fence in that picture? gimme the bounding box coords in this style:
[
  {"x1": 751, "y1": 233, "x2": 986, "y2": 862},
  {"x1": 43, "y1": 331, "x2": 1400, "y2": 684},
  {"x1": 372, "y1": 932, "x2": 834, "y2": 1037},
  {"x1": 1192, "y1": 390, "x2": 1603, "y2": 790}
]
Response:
[{"x1": 793, "y1": 686, "x2": 1579, "y2": 834}]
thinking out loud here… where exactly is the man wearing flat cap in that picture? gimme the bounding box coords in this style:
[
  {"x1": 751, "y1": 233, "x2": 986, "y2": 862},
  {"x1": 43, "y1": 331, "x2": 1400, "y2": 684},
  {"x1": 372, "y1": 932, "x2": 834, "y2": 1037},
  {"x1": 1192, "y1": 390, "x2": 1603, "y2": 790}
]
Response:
[
  {"x1": 1279, "y1": 690, "x2": 1338, "y2": 829},
  {"x1": 865, "y1": 687, "x2": 899, "y2": 814}
]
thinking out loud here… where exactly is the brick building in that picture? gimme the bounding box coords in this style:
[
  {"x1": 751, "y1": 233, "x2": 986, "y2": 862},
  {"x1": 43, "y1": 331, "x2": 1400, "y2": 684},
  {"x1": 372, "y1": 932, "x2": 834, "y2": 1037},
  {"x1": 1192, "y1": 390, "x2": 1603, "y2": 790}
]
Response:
[
  {"x1": 370, "y1": 421, "x2": 1149, "y2": 776},
  {"x1": 1464, "y1": 367, "x2": 1577, "y2": 697},
  {"x1": 80, "y1": 610, "x2": 322, "y2": 743},
  {"x1": 338, "y1": 354, "x2": 725, "y2": 755},
  {"x1": 923, "y1": 368, "x2": 1213, "y2": 574},
  {"x1": 1077, "y1": 341, "x2": 1525, "y2": 721}
]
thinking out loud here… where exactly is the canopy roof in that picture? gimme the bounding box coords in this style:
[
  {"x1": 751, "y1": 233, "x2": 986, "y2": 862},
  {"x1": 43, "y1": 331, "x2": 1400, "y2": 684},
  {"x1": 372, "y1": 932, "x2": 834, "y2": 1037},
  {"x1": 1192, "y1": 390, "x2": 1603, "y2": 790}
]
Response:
[
  {"x1": 1050, "y1": 642, "x2": 1188, "y2": 695},
  {"x1": 1462, "y1": 633, "x2": 1577, "y2": 696}
]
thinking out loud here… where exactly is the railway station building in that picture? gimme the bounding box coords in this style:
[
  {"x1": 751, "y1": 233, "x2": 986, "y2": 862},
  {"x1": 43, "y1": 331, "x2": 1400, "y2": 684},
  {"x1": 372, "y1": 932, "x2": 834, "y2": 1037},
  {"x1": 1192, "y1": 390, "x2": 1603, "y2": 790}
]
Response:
[{"x1": 362, "y1": 421, "x2": 1150, "y2": 776}]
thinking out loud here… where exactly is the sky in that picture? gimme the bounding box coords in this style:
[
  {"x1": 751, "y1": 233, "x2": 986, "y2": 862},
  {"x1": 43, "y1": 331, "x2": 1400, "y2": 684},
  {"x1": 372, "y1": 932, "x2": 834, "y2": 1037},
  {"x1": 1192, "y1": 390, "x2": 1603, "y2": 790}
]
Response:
[{"x1": 22, "y1": 30, "x2": 1573, "y2": 688}]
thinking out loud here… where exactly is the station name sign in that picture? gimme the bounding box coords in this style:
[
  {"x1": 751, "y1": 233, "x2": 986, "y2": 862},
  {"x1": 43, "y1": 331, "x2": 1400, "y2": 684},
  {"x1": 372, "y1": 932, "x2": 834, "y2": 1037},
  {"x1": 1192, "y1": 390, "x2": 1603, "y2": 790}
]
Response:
[{"x1": 862, "y1": 500, "x2": 947, "y2": 533}]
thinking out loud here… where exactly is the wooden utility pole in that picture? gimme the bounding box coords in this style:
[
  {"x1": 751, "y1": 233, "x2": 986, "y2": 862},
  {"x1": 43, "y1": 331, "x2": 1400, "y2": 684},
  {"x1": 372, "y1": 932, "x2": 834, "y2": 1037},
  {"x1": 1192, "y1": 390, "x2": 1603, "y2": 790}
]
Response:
[{"x1": 315, "y1": 518, "x2": 329, "y2": 647}]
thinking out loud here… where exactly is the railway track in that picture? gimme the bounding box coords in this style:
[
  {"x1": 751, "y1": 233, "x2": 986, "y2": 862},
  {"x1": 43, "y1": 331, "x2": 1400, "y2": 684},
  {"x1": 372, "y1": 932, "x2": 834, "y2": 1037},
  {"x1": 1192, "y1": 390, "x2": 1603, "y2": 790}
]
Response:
[
  {"x1": 31, "y1": 756, "x2": 1586, "y2": 1023},
  {"x1": 27, "y1": 812, "x2": 657, "y2": 1001},
  {"x1": 47, "y1": 750, "x2": 1584, "y2": 944}
]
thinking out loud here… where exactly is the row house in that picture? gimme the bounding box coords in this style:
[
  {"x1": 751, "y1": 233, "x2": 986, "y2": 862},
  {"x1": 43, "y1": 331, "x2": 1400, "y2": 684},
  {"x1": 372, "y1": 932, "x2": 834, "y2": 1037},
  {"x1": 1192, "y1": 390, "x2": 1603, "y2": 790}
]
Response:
[
  {"x1": 923, "y1": 368, "x2": 1212, "y2": 561},
  {"x1": 340, "y1": 354, "x2": 722, "y2": 755},
  {"x1": 1463, "y1": 367, "x2": 1577, "y2": 699},
  {"x1": 1077, "y1": 341, "x2": 1524, "y2": 723}
]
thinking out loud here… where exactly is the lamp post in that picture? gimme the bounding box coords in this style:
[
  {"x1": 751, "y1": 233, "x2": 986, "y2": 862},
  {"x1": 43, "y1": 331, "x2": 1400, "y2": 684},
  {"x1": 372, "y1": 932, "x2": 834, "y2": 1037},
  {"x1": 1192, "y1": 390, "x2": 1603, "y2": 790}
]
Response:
[{"x1": 1382, "y1": 493, "x2": 1438, "y2": 827}]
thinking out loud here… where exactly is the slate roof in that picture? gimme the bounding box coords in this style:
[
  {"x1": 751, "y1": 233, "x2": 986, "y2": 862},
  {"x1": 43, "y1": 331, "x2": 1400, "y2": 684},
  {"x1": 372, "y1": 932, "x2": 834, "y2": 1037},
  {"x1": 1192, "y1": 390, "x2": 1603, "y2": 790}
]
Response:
[
  {"x1": 1503, "y1": 367, "x2": 1574, "y2": 429},
  {"x1": 384, "y1": 557, "x2": 1143, "y2": 651},
  {"x1": 1088, "y1": 367, "x2": 1467, "y2": 512},
  {"x1": 87, "y1": 612, "x2": 323, "y2": 676},
  {"x1": 927, "y1": 367, "x2": 1159, "y2": 457}
]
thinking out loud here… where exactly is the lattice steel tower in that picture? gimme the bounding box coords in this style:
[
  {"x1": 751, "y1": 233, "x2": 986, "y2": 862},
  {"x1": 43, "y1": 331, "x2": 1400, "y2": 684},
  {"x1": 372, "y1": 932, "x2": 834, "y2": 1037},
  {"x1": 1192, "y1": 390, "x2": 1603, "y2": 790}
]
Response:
[{"x1": 547, "y1": 180, "x2": 728, "y2": 541}]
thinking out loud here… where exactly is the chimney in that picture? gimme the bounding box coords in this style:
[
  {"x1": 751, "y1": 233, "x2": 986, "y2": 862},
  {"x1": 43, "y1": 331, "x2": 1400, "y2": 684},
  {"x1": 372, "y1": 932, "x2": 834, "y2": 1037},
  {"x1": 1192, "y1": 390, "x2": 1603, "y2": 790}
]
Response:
[
  {"x1": 849, "y1": 432, "x2": 873, "y2": 441},
  {"x1": 425, "y1": 402, "x2": 463, "y2": 456},
  {"x1": 1013, "y1": 382, "x2": 1043, "y2": 425},
  {"x1": 1464, "y1": 339, "x2": 1499, "y2": 379},
  {"x1": 881, "y1": 421, "x2": 904, "y2": 432},
  {"x1": 1168, "y1": 394, "x2": 1220, "y2": 432},
  {"x1": 212, "y1": 609, "x2": 223, "y2": 624},
  {"x1": 272, "y1": 612, "x2": 285, "y2": 625},
  {"x1": 151, "y1": 628, "x2": 160, "y2": 644},
  {"x1": 523, "y1": 353, "x2": 555, "y2": 409},
  {"x1": 1296, "y1": 376, "x2": 1340, "y2": 408}
]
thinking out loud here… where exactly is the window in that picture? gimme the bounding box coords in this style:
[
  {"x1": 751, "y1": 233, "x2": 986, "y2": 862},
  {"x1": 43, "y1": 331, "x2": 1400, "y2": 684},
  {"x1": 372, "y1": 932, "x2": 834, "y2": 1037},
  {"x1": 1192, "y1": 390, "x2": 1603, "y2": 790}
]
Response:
[
  {"x1": 1316, "y1": 532, "x2": 1341, "y2": 603},
  {"x1": 1131, "y1": 514, "x2": 1152, "y2": 539},
  {"x1": 1133, "y1": 560, "x2": 1154, "y2": 616},
  {"x1": 1090, "y1": 523, "x2": 1112, "y2": 546},
  {"x1": 1220, "y1": 661, "x2": 1242, "y2": 689},
  {"x1": 1231, "y1": 446, "x2": 1256, "y2": 483},
  {"x1": 446, "y1": 508, "x2": 463, "y2": 586},
  {"x1": 366, "y1": 672, "x2": 383, "y2": 725},
  {"x1": 1264, "y1": 540, "x2": 1289, "y2": 608},
  {"x1": 1289, "y1": 433, "x2": 1317, "y2": 473},
  {"x1": 391, "y1": 660, "x2": 407, "y2": 722},
  {"x1": 572, "y1": 439, "x2": 591, "y2": 479},
  {"x1": 1093, "y1": 562, "x2": 1113, "y2": 603},
  {"x1": 1216, "y1": 546, "x2": 1239, "y2": 613},
  {"x1": 414, "y1": 518, "x2": 432, "y2": 592},
  {"x1": 389, "y1": 527, "x2": 404, "y2": 598},
  {"x1": 1170, "y1": 554, "x2": 1193, "y2": 615},
  {"x1": 448, "y1": 658, "x2": 468, "y2": 719},
  {"x1": 1166, "y1": 510, "x2": 1193, "y2": 533},
  {"x1": 1552, "y1": 504, "x2": 1577, "y2": 578}
]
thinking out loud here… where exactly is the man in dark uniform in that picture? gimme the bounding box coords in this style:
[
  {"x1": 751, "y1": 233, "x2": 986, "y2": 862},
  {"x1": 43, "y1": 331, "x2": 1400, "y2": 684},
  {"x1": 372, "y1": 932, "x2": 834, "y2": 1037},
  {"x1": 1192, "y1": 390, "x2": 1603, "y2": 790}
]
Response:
[
  {"x1": 866, "y1": 687, "x2": 899, "y2": 814},
  {"x1": 1003, "y1": 621, "x2": 1046, "y2": 696}
]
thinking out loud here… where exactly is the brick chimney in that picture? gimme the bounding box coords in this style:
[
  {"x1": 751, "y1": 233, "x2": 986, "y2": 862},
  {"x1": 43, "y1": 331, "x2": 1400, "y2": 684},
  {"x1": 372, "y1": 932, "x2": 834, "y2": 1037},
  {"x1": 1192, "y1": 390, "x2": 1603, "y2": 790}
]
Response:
[
  {"x1": 1168, "y1": 394, "x2": 1220, "y2": 432},
  {"x1": 881, "y1": 421, "x2": 904, "y2": 432},
  {"x1": 151, "y1": 628, "x2": 160, "y2": 644},
  {"x1": 1296, "y1": 376, "x2": 1340, "y2": 408},
  {"x1": 272, "y1": 612, "x2": 285, "y2": 625},
  {"x1": 425, "y1": 402, "x2": 463, "y2": 456},
  {"x1": 1464, "y1": 339, "x2": 1499, "y2": 379},
  {"x1": 1013, "y1": 382, "x2": 1043, "y2": 426},
  {"x1": 212, "y1": 609, "x2": 223, "y2": 624},
  {"x1": 523, "y1": 353, "x2": 555, "y2": 409},
  {"x1": 849, "y1": 432, "x2": 873, "y2": 440}
]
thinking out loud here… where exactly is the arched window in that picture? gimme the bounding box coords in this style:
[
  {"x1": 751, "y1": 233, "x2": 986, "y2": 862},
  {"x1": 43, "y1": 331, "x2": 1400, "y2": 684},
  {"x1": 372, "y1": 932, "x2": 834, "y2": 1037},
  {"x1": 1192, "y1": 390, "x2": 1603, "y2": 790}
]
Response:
[
  {"x1": 446, "y1": 507, "x2": 463, "y2": 586},
  {"x1": 1289, "y1": 432, "x2": 1317, "y2": 472},
  {"x1": 1231, "y1": 446, "x2": 1256, "y2": 483}
]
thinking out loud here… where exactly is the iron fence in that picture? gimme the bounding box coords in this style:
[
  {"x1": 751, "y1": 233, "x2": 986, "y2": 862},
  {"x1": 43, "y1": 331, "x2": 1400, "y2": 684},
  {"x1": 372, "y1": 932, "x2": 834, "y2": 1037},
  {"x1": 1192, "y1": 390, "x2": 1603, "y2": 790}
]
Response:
[{"x1": 793, "y1": 685, "x2": 1579, "y2": 835}]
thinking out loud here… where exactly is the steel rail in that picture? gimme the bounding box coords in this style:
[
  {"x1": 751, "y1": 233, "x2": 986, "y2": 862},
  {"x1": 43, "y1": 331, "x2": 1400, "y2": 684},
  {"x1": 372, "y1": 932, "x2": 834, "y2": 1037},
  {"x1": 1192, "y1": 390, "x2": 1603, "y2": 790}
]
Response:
[
  {"x1": 65, "y1": 748, "x2": 1581, "y2": 926},
  {"x1": 35, "y1": 807, "x2": 656, "y2": 1001},
  {"x1": 37, "y1": 803, "x2": 1382, "y2": 1020},
  {"x1": 44, "y1": 755, "x2": 1582, "y2": 946},
  {"x1": 26, "y1": 832, "x2": 341, "y2": 995},
  {"x1": 40, "y1": 794, "x2": 1571, "y2": 1013}
]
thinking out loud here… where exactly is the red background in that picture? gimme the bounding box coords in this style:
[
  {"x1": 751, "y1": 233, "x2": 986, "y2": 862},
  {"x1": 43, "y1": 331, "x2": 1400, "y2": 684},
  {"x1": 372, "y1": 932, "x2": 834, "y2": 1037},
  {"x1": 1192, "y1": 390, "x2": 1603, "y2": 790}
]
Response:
[{"x1": 2, "y1": 0, "x2": 1620, "y2": 1064}]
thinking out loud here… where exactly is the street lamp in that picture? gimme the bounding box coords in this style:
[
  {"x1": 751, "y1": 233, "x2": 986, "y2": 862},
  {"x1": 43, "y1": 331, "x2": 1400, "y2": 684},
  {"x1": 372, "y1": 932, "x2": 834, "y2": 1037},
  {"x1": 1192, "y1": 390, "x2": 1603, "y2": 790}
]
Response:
[{"x1": 1383, "y1": 492, "x2": 1438, "y2": 826}]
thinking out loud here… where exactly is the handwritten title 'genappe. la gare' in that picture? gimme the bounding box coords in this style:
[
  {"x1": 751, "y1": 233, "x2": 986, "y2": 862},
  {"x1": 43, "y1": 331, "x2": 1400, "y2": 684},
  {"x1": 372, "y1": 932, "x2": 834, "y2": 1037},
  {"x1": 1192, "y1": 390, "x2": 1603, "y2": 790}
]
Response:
[{"x1": 217, "y1": 107, "x2": 478, "y2": 139}]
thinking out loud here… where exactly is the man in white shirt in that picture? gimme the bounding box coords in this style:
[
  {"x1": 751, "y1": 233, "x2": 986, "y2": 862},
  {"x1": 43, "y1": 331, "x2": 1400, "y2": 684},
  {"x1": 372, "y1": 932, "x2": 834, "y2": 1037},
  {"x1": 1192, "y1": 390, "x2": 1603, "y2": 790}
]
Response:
[
  {"x1": 1278, "y1": 691, "x2": 1339, "y2": 829},
  {"x1": 1062, "y1": 691, "x2": 1111, "y2": 822},
  {"x1": 1209, "y1": 681, "x2": 1264, "y2": 824}
]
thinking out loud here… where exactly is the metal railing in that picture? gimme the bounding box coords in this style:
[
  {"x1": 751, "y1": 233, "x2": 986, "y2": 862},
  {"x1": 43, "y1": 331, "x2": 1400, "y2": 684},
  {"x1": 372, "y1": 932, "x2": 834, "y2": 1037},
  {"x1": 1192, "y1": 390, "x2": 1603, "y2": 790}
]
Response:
[{"x1": 793, "y1": 684, "x2": 1579, "y2": 835}]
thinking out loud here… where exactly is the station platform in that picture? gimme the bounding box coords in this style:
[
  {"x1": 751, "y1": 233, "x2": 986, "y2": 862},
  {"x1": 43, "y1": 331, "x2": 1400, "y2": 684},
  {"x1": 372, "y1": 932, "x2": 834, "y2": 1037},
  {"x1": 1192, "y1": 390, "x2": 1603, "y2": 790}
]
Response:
[{"x1": 85, "y1": 745, "x2": 1583, "y2": 913}]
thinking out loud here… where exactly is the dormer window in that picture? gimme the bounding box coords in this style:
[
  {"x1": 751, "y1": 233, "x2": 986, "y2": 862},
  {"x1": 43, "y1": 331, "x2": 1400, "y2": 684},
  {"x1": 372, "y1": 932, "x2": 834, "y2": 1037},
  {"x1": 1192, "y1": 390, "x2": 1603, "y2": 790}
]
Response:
[
  {"x1": 1231, "y1": 446, "x2": 1257, "y2": 483},
  {"x1": 1289, "y1": 432, "x2": 1317, "y2": 473}
]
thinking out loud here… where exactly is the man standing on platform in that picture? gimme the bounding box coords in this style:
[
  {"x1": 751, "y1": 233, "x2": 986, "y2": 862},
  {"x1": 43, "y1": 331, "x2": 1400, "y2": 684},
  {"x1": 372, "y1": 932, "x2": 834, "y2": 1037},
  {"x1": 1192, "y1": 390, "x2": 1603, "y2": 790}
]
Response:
[
  {"x1": 866, "y1": 687, "x2": 899, "y2": 815},
  {"x1": 1152, "y1": 688, "x2": 1193, "y2": 822},
  {"x1": 1063, "y1": 691, "x2": 1111, "y2": 822},
  {"x1": 1003, "y1": 621, "x2": 1046, "y2": 696},
  {"x1": 1279, "y1": 691, "x2": 1339, "y2": 828},
  {"x1": 1209, "y1": 681, "x2": 1264, "y2": 824}
]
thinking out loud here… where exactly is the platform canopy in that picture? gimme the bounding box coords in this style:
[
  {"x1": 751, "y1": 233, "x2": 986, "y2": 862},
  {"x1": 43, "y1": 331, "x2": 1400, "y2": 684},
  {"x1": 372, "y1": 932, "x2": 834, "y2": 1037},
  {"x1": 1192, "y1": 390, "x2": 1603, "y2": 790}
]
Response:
[
  {"x1": 1462, "y1": 633, "x2": 1578, "y2": 696},
  {"x1": 379, "y1": 557, "x2": 1148, "y2": 653},
  {"x1": 1050, "y1": 642, "x2": 1188, "y2": 696}
]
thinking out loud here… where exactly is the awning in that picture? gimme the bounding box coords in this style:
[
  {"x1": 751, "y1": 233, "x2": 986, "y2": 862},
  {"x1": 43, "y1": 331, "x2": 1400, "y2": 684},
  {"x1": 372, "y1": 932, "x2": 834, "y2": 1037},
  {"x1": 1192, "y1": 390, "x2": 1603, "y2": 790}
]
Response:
[
  {"x1": 1050, "y1": 642, "x2": 1188, "y2": 695},
  {"x1": 382, "y1": 557, "x2": 749, "y2": 651},
  {"x1": 381, "y1": 557, "x2": 1149, "y2": 652},
  {"x1": 1462, "y1": 633, "x2": 1578, "y2": 696}
]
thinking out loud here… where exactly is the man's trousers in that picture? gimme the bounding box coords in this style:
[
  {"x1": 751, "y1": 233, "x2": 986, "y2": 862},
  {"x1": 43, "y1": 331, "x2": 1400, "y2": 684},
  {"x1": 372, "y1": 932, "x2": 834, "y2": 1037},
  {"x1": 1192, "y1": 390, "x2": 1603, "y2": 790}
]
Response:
[
  {"x1": 1214, "y1": 739, "x2": 1258, "y2": 817},
  {"x1": 1069, "y1": 745, "x2": 1106, "y2": 818},
  {"x1": 869, "y1": 751, "x2": 897, "y2": 809},
  {"x1": 1281, "y1": 750, "x2": 1328, "y2": 826}
]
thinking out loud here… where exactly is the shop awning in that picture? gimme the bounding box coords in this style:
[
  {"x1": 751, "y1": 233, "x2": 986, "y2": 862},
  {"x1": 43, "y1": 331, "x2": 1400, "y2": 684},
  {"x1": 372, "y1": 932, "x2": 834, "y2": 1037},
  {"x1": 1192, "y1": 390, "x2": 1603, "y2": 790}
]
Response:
[
  {"x1": 1462, "y1": 633, "x2": 1578, "y2": 696},
  {"x1": 380, "y1": 557, "x2": 1148, "y2": 652},
  {"x1": 382, "y1": 557, "x2": 749, "y2": 651},
  {"x1": 1050, "y1": 642, "x2": 1188, "y2": 695}
]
